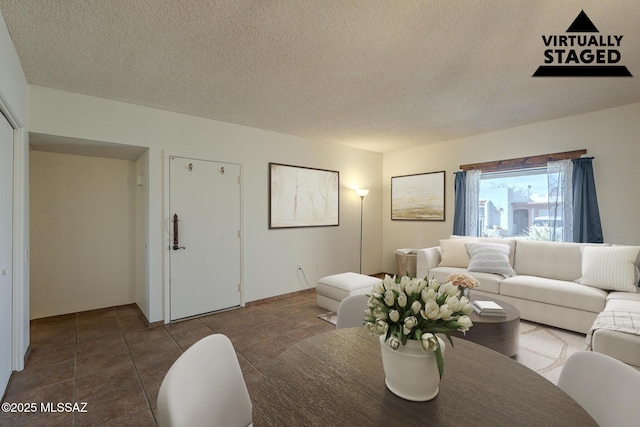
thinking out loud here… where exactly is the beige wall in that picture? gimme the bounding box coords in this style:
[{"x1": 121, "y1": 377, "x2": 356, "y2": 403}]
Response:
[
  {"x1": 30, "y1": 150, "x2": 137, "y2": 318},
  {"x1": 382, "y1": 103, "x2": 640, "y2": 274},
  {"x1": 134, "y1": 151, "x2": 149, "y2": 321},
  {"x1": 28, "y1": 86, "x2": 383, "y2": 322}
]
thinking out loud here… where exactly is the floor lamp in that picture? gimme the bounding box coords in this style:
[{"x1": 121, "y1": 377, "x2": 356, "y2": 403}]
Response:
[{"x1": 356, "y1": 189, "x2": 369, "y2": 274}]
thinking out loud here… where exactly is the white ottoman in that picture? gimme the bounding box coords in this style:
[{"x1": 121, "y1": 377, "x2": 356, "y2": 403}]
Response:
[{"x1": 316, "y1": 272, "x2": 381, "y2": 312}]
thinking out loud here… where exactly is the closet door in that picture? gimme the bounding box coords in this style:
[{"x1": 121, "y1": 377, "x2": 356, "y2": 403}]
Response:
[{"x1": 0, "y1": 113, "x2": 13, "y2": 393}]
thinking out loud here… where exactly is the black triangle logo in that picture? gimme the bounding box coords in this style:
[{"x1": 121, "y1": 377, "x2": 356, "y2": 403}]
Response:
[{"x1": 566, "y1": 10, "x2": 599, "y2": 32}]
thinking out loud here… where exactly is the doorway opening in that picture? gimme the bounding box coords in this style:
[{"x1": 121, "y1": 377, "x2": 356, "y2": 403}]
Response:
[{"x1": 29, "y1": 133, "x2": 149, "y2": 320}]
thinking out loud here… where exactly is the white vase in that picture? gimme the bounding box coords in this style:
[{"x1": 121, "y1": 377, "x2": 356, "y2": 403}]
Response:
[{"x1": 379, "y1": 334, "x2": 445, "y2": 401}]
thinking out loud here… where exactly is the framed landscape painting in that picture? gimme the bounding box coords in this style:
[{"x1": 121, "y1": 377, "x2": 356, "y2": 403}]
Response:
[
  {"x1": 391, "y1": 171, "x2": 445, "y2": 221},
  {"x1": 269, "y1": 163, "x2": 340, "y2": 228}
]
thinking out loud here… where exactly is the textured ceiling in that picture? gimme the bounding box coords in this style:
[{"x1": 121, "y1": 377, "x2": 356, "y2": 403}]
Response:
[{"x1": 1, "y1": 0, "x2": 639, "y2": 153}]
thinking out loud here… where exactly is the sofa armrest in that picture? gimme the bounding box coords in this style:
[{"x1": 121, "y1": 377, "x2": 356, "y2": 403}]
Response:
[{"x1": 416, "y1": 247, "x2": 441, "y2": 280}]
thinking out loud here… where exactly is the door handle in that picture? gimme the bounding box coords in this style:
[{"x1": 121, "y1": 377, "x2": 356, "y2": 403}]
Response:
[{"x1": 172, "y1": 214, "x2": 186, "y2": 250}]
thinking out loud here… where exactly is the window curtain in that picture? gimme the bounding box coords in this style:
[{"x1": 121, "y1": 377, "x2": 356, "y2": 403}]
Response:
[
  {"x1": 572, "y1": 157, "x2": 603, "y2": 243},
  {"x1": 452, "y1": 172, "x2": 466, "y2": 235},
  {"x1": 453, "y1": 170, "x2": 480, "y2": 236},
  {"x1": 547, "y1": 160, "x2": 573, "y2": 242},
  {"x1": 465, "y1": 170, "x2": 481, "y2": 237}
]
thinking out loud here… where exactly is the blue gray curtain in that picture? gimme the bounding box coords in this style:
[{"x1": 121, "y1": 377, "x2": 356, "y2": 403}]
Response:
[
  {"x1": 453, "y1": 171, "x2": 466, "y2": 236},
  {"x1": 572, "y1": 158, "x2": 603, "y2": 243}
]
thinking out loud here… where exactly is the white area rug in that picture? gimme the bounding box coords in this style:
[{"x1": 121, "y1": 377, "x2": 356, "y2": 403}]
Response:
[{"x1": 318, "y1": 312, "x2": 585, "y2": 384}]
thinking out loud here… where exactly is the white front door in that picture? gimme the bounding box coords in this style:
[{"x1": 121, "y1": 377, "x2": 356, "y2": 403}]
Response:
[
  {"x1": 169, "y1": 157, "x2": 241, "y2": 321},
  {"x1": 0, "y1": 114, "x2": 13, "y2": 393}
]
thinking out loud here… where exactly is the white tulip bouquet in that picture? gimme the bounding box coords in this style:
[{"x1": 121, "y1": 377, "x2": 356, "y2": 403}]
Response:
[{"x1": 365, "y1": 274, "x2": 476, "y2": 378}]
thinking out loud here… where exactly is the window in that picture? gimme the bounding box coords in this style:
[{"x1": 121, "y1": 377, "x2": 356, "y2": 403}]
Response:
[
  {"x1": 478, "y1": 168, "x2": 556, "y2": 239},
  {"x1": 457, "y1": 150, "x2": 585, "y2": 242},
  {"x1": 456, "y1": 150, "x2": 602, "y2": 243}
]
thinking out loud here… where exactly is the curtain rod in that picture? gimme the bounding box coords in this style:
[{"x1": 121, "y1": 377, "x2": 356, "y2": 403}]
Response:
[
  {"x1": 453, "y1": 156, "x2": 595, "y2": 173},
  {"x1": 458, "y1": 149, "x2": 587, "y2": 173}
]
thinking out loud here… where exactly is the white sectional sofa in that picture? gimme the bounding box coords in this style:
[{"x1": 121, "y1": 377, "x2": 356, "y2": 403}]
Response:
[
  {"x1": 416, "y1": 236, "x2": 640, "y2": 367},
  {"x1": 588, "y1": 292, "x2": 640, "y2": 368}
]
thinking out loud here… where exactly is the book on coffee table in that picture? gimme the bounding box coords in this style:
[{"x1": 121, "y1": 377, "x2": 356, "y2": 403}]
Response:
[
  {"x1": 473, "y1": 305, "x2": 507, "y2": 316},
  {"x1": 472, "y1": 300, "x2": 507, "y2": 316}
]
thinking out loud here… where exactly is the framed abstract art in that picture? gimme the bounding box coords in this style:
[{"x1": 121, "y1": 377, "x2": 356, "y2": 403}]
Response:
[
  {"x1": 269, "y1": 163, "x2": 340, "y2": 228},
  {"x1": 391, "y1": 171, "x2": 445, "y2": 221}
]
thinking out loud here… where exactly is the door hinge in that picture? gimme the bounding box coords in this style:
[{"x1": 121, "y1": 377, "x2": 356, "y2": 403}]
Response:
[
  {"x1": 237, "y1": 230, "x2": 240, "y2": 238},
  {"x1": 237, "y1": 284, "x2": 241, "y2": 292},
  {"x1": 237, "y1": 176, "x2": 240, "y2": 184}
]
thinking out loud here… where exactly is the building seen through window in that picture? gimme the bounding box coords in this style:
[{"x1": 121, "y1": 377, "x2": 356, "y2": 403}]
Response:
[{"x1": 478, "y1": 168, "x2": 562, "y2": 240}]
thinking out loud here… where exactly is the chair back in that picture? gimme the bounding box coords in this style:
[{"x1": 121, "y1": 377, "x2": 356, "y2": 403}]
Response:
[
  {"x1": 557, "y1": 350, "x2": 640, "y2": 427},
  {"x1": 157, "y1": 334, "x2": 253, "y2": 427},
  {"x1": 336, "y1": 294, "x2": 369, "y2": 329}
]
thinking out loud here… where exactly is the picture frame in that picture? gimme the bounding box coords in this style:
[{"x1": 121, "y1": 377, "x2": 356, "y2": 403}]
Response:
[
  {"x1": 391, "y1": 171, "x2": 445, "y2": 221},
  {"x1": 269, "y1": 163, "x2": 340, "y2": 229}
]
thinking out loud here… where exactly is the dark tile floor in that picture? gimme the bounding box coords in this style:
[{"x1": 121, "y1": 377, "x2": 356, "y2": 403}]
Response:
[{"x1": 0, "y1": 288, "x2": 334, "y2": 426}]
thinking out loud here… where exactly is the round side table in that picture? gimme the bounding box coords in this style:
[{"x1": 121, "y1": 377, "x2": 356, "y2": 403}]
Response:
[{"x1": 450, "y1": 295, "x2": 520, "y2": 357}]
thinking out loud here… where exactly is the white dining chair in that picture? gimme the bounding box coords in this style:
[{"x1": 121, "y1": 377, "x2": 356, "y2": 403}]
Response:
[
  {"x1": 557, "y1": 350, "x2": 640, "y2": 427},
  {"x1": 336, "y1": 294, "x2": 369, "y2": 329},
  {"x1": 156, "y1": 334, "x2": 253, "y2": 427}
]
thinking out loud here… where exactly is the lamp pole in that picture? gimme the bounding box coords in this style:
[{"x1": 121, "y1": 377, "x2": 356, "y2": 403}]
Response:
[{"x1": 356, "y1": 189, "x2": 369, "y2": 274}]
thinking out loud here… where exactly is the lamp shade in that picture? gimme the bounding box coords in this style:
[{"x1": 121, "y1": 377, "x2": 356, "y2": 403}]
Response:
[{"x1": 356, "y1": 189, "x2": 369, "y2": 197}]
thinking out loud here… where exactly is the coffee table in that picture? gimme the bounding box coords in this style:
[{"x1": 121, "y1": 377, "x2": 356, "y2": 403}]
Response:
[{"x1": 450, "y1": 294, "x2": 520, "y2": 357}]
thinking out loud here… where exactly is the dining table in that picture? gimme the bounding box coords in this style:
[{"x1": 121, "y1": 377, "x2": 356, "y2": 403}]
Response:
[{"x1": 252, "y1": 326, "x2": 597, "y2": 426}]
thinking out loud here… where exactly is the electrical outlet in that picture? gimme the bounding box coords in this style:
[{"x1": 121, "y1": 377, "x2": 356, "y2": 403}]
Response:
[{"x1": 297, "y1": 263, "x2": 302, "y2": 270}]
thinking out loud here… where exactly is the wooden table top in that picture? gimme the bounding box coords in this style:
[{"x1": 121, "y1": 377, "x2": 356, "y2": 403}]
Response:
[{"x1": 252, "y1": 327, "x2": 596, "y2": 426}]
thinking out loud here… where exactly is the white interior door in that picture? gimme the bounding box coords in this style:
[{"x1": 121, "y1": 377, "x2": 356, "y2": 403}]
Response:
[
  {"x1": 169, "y1": 157, "x2": 241, "y2": 321},
  {"x1": 0, "y1": 114, "x2": 13, "y2": 392}
]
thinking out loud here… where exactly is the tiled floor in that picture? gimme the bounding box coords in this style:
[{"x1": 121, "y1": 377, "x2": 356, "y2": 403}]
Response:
[{"x1": 0, "y1": 288, "x2": 332, "y2": 426}]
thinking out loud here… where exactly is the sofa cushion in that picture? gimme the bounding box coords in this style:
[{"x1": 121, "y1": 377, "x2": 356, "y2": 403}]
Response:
[
  {"x1": 513, "y1": 240, "x2": 587, "y2": 282},
  {"x1": 578, "y1": 245, "x2": 640, "y2": 293},
  {"x1": 466, "y1": 242, "x2": 516, "y2": 277},
  {"x1": 604, "y1": 298, "x2": 640, "y2": 314},
  {"x1": 450, "y1": 235, "x2": 516, "y2": 267},
  {"x1": 591, "y1": 329, "x2": 640, "y2": 369},
  {"x1": 429, "y1": 266, "x2": 502, "y2": 294},
  {"x1": 500, "y1": 275, "x2": 607, "y2": 313},
  {"x1": 607, "y1": 291, "x2": 640, "y2": 303},
  {"x1": 438, "y1": 238, "x2": 476, "y2": 268}
]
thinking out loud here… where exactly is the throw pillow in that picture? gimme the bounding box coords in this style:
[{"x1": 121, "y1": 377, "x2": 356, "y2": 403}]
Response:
[
  {"x1": 465, "y1": 242, "x2": 517, "y2": 277},
  {"x1": 578, "y1": 246, "x2": 640, "y2": 292},
  {"x1": 438, "y1": 239, "x2": 476, "y2": 268},
  {"x1": 478, "y1": 238, "x2": 517, "y2": 267}
]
